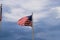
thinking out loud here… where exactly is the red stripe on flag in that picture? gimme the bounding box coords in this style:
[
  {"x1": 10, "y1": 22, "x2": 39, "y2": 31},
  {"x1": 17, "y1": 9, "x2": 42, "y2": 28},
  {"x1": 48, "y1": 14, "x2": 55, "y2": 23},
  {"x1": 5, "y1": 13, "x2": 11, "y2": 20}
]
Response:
[{"x1": 18, "y1": 16, "x2": 28, "y2": 26}]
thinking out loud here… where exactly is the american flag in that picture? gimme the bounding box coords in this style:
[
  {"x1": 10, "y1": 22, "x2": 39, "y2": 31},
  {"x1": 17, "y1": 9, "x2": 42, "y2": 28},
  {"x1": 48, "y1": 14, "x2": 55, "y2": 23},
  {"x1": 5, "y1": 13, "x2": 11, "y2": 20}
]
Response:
[{"x1": 17, "y1": 15, "x2": 32, "y2": 27}]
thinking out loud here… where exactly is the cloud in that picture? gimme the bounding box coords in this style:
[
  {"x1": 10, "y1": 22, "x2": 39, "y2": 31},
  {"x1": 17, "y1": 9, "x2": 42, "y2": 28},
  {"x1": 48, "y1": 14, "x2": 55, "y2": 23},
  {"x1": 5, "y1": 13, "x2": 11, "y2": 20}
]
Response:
[
  {"x1": 3, "y1": 8, "x2": 48, "y2": 22},
  {"x1": 0, "y1": 0, "x2": 2, "y2": 4},
  {"x1": 35, "y1": 30, "x2": 60, "y2": 40},
  {"x1": 33, "y1": 12, "x2": 48, "y2": 22},
  {"x1": 20, "y1": 0, "x2": 49, "y2": 11},
  {"x1": 2, "y1": 0, "x2": 60, "y2": 24},
  {"x1": 3, "y1": 8, "x2": 31, "y2": 22},
  {"x1": 53, "y1": 7, "x2": 60, "y2": 18},
  {"x1": 2, "y1": 0, "x2": 49, "y2": 22},
  {"x1": 45, "y1": 6, "x2": 60, "y2": 20},
  {"x1": 2, "y1": 0, "x2": 49, "y2": 10}
]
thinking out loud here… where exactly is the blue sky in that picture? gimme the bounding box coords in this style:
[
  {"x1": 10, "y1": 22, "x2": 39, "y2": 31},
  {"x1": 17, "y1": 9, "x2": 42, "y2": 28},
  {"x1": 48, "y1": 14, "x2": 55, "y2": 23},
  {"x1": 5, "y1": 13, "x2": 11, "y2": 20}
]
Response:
[{"x1": 0, "y1": 0, "x2": 60, "y2": 40}]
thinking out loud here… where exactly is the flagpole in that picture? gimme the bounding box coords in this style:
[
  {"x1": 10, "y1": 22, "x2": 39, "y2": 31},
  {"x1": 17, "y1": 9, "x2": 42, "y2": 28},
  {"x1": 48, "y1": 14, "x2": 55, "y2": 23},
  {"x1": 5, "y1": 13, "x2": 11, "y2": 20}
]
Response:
[
  {"x1": 0, "y1": 4, "x2": 2, "y2": 31},
  {"x1": 32, "y1": 12, "x2": 34, "y2": 40}
]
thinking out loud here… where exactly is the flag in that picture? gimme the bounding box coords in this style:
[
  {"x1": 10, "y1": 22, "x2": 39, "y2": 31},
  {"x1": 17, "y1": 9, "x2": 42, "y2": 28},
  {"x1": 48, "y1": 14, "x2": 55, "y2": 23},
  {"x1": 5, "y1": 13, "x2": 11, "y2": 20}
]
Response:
[
  {"x1": 0, "y1": 16, "x2": 1, "y2": 21},
  {"x1": 17, "y1": 15, "x2": 32, "y2": 27}
]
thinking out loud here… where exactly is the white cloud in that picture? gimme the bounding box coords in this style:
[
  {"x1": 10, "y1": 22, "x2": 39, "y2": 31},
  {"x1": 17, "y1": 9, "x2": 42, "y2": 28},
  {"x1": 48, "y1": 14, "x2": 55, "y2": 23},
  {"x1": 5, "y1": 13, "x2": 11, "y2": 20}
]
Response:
[
  {"x1": 55, "y1": 7, "x2": 60, "y2": 18},
  {"x1": 3, "y1": 9, "x2": 48, "y2": 22},
  {"x1": 33, "y1": 12, "x2": 48, "y2": 22},
  {"x1": 3, "y1": 8, "x2": 31, "y2": 22},
  {"x1": 50, "y1": 7, "x2": 60, "y2": 19},
  {"x1": 3, "y1": 0, "x2": 60, "y2": 25},
  {"x1": 20, "y1": 0, "x2": 49, "y2": 10},
  {"x1": 2, "y1": 0, "x2": 49, "y2": 22},
  {"x1": 3, "y1": 0, "x2": 60, "y2": 23},
  {"x1": 0, "y1": 0, "x2": 2, "y2": 4},
  {"x1": 2, "y1": 0, "x2": 49, "y2": 10}
]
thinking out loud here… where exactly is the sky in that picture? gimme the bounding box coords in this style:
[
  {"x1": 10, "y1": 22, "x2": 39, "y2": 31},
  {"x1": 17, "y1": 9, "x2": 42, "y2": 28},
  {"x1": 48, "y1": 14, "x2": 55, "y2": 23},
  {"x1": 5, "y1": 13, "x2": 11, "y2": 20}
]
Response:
[{"x1": 0, "y1": 0, "x2": 60, "y2": 40}]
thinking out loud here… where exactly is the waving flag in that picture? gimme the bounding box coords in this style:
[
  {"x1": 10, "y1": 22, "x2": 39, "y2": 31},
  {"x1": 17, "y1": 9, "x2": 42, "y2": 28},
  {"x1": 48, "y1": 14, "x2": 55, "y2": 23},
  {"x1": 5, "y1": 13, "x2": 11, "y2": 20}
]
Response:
[
  {"x1": 0, "y1": 17, "x2": 1, "y2": 21},
  {"x1": 17, "y1": 15, "x2": 32, "y2": 27}
]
